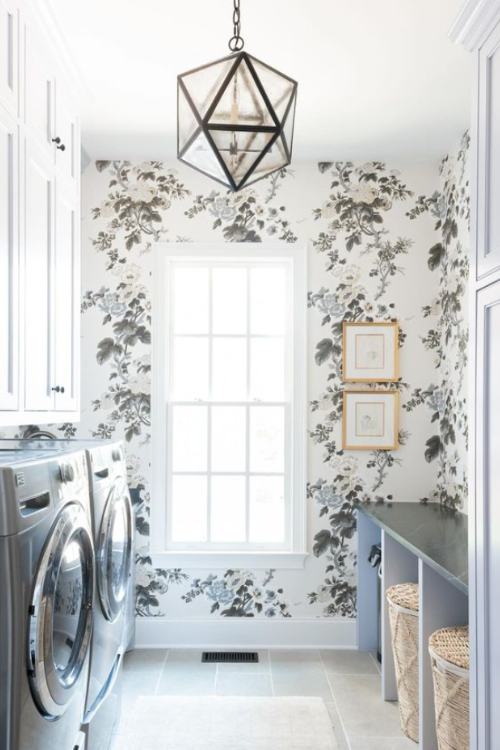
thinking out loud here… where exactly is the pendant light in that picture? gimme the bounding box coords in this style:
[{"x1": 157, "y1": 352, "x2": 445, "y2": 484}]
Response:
[{"x1": 177, "y1": 0, "x2": 297, "y2": 191}]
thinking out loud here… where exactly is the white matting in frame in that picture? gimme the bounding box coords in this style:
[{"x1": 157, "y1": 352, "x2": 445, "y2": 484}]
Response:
[
  {"x1": 342, "y1": 321, "x2": 399, "y2": 382},
  {"x1": 342, "y1": 390, "x2": 399, "y2": 450}
]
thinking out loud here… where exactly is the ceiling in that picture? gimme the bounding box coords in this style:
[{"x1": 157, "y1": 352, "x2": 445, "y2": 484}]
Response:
[{"x1": 48, "y1": 0, "x2": 472, "y2": 163}]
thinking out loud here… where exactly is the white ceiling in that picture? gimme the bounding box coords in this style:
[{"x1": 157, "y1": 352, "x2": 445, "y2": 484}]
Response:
[{"x1": 48, "y1": 0, "x2": 472, "y2": 162}]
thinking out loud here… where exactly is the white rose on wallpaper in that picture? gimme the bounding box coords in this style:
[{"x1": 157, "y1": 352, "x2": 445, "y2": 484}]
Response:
[
  {"x1": 135, "y1": 565, "x2": 156, "y2": 588},
  {"x1": 129, "y1": 182, "x2": 156, "y2": 203},
  {"x1": 113, "y1": 263, "x2": 143, "y2": 285},
  {"x1": 128, "y1": 372, "x2": 150, "y2": 394},
  {"x1": 339, "y1": 456, "x2": 359, "y2": 476},
  {"x1": 349, "y1": 182, "x2": 378, "y2": 205},
  {"x1": 118, "y1": 282, "x2": 148, "y2": 303},
  {"x1": 337, "y1": 283, "x2": 367, "y2": 305},
  {"x1": 339, "y1": 265, "x2": 361, "y2": 285}
]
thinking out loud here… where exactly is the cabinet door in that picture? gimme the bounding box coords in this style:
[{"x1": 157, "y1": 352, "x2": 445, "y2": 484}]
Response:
[
  {"x1": 23, "y1": 22, "x2": 54, "y2": 158},
  {"x1": 0, "y1": 107, "x2": 18, "y2": 409},
  {"x1": 476, "y1": 20, "x2": 500, "y2": 279},
  {"x1": 54, "y1": 82, "x2": 79, "y2": 189},
  {"x1": 473, "y1": 279, "x2": 500, "y2": 749},
  {"x1": 53, "y1": 187, "x2": 79, "y2": 412},
  {"x1": 0, "y1": 0, "x2": 18, "y2": 117},
  {"x1": 24, "y1": 142, "x2": 54, "y2": 411}
]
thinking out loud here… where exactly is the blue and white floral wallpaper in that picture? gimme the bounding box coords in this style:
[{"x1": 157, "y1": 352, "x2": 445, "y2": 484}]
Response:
[{"x1": 14, "y1": 134, "x2": 469, "y2": 622}]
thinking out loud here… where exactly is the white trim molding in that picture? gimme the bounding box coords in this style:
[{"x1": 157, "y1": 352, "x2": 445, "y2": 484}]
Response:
[
  {"x1": 134, "y1": 617, "x2": 357, "y2": 650},
  {"x1": 449, "y1": 0, "x2": 500, "y2": 50},
  {"x1": 151, "y1": 550, "x2": 308, "y2": 570},
  {"x1": 151, "y1": 241, "x2": 308, "y2": 561}
]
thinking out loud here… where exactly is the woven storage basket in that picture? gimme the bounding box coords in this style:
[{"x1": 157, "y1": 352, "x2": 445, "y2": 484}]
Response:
[
  {"x1": 386, "y1": 583, "x2": 419, "y2": 743},
  {"x1": 429, "y1": 626, "x2": 469, "y2": 750}
]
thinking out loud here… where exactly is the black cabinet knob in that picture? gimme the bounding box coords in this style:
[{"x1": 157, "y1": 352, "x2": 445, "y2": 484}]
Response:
[
  {"x1": 51, "y1": 136, "x2": 66, "y2": 151},
  {"x1": 51, "y1": 385, "x2": 65, "y2": 393}
]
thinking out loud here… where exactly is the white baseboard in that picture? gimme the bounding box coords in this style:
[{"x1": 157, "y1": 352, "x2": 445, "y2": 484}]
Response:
[{"x1": 134, "y1": 617, "x2": 357, "y2": 649}]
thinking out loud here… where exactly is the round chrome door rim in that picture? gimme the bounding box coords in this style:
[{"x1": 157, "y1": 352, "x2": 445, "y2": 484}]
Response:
[
  {"x1": 97, "y1": 479, "x2": 133, "y2": 623},
  {"x1": 28, "y1": 502, "x2": 94, "y2": 719}
]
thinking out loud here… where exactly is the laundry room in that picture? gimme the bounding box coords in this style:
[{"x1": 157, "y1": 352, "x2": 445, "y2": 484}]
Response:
[{"x1": 0, "y1": 0, "x2": 499, "y2": 749}]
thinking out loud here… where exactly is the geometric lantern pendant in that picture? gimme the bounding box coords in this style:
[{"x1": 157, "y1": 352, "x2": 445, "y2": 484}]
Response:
[
  {"x1": 177, "y1": 52, "x2": 297, "y2": 191},
  {"x1": 177, "y1": 0, "x2": 297, "y2": 192}
]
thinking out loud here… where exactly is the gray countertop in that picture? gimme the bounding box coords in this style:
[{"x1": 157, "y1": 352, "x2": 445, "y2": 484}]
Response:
[{"x1": 357, "y1": 502, "x2": 468, "y2": 595}]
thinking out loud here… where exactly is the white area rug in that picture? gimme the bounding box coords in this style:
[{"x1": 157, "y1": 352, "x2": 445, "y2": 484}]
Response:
[{"x1": 113, "y1": 696, "x2": 338, "y2": 750}]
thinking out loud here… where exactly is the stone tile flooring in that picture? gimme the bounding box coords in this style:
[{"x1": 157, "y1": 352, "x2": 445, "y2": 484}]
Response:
[{"x1": 113, "y1": 649, "x2": 415, "y2": 750}]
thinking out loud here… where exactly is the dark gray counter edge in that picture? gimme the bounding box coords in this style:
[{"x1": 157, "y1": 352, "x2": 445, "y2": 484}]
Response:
[{"x1": 356, "y1": 503, "x2": 468, "y2": 596}]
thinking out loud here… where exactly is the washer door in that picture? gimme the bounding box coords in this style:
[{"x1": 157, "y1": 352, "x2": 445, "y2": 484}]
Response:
[
  {"x1": 97, "y1": 479, "x2": 132, "y2": 622},
  {"x1": 28, "y1": 502, "x2": 94, "y2": 719}
]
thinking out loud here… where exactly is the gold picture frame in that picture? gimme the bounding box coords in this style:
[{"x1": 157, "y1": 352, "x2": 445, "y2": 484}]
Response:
[
  {"x1": 342, "y1": 321, "x2": 399, "y2": 383},
  {"x1": 342, "y1": 390, "x2": 399, "y2": 451}
]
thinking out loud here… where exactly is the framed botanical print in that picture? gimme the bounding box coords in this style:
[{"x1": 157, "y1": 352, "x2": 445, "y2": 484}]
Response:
[
  {"x1": 342, "y1": 390, "x2": 399, "y2": 450},
  {"x1": 342, "y1": 321, "x2": 399, "y2": 382}
]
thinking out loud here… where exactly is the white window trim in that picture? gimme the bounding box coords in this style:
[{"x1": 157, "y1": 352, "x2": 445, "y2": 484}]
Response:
[{"x1": 151, "y1": 242, "x2": 308, "y2": 570}]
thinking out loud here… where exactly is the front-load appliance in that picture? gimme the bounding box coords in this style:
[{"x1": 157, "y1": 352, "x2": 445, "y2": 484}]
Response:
[
  {"x1": 81, "y1": 440, "x2": 134, "y2": 749},
  {"x1": 0, "y1": 449, "x2": 93, "y2": 750}
]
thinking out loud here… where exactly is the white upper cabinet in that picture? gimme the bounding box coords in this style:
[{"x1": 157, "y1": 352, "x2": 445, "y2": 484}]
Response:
[
  {"x1": 476, "y1": 20, "x2": 500, "y2": 279},
  {"x1": 0, "y1": 107, "x2": 18, "y2": 410},
  {"x1": 0, "y1": 0, "x2": 18, "y2": 117},
  {"x1": 23, "y1": 142, "x2": 54, "y2": 412},
  {"x1": 0, "y1": 0, "x2": 81, "y2": 425}
]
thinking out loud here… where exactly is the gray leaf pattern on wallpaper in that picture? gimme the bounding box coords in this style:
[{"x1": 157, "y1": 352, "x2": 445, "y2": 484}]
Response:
[
  {"x1": 54, "y1": 140, "x2": 470, "y2": 621},
  {"x1": 404, "y1": 131, "x2": 470, "y2": 510}
]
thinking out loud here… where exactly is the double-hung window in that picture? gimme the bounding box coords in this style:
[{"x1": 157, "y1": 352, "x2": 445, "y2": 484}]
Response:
[{"x1": 152, "y1": 243, "x2": 306, "y2": 566}]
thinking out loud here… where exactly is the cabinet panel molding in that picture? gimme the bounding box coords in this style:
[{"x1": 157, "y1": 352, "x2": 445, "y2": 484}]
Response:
[
  {"x1": 476, "y1": 21, "x2": 500, "y2": 279},
  {"x1": 54, "y1": 188, "x2": 79, "y2": 412},
  {"x1": 0, "y1": 108, "x2": 18, "y2": 410},
  {"x1": 23, "y1": 142, "x2": 54, "y2": 412},
  {"x1": 0, "y1": 0, "x2": 18, "y2": 117}
]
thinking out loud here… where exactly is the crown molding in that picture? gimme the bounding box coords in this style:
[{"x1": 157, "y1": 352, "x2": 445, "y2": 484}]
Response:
[{"x1": 449, "y1": 0, "x2": 500, "y2": 50}]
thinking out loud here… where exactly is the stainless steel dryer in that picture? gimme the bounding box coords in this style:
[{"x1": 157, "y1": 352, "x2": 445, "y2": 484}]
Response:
[
  {"x1": 0, "y1": 449, "x2": 93, "y2": 750},
  {"x1": 55, "y1": 440, "x2": 134, "y2": 750}
]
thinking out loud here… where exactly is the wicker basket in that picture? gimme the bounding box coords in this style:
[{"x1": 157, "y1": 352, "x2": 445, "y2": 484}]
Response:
[
  {"x1": 429, "y1": 626, "x2": 469, "y2": 750},
  {"x1": 386, "y1": 583, "x2": 419, "y2": 743}
]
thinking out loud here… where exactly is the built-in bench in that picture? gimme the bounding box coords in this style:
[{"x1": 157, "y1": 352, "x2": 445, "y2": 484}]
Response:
[{"x1": 356, "y1": 502, "x2": 468, "y2": 750}]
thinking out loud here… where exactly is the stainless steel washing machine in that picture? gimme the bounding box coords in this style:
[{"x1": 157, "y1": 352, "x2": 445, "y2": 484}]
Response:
[{"x1": 0, "y1": 448, "x2": 93, "y2": 750}]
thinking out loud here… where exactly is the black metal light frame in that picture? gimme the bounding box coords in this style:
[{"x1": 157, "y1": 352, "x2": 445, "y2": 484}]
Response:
[{"x1": 177, "y1": 51, "x2": 298, "y2": 192}]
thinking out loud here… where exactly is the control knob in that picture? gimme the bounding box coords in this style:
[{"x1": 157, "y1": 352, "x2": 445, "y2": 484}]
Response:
[{"x1": 59, "y1": 462, "x2": 75, "y2": 483}]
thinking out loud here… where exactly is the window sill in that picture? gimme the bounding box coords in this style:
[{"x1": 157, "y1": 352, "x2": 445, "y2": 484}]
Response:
[{"x1": 150, "y1": 550, "x2": 309, "y2": 570}]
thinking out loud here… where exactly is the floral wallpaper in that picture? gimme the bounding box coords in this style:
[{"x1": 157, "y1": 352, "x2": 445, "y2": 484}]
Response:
[
  {"x1": 404, "y1": 131, "x2": 470, "y2": 511},
  {"x1": 10, "y1": 136, "x2": 469, "y2": 622}
]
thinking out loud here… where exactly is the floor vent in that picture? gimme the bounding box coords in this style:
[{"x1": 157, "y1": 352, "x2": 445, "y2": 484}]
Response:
[{"x1": 202, "y1": 651, "x2": 259, "y2": 664}]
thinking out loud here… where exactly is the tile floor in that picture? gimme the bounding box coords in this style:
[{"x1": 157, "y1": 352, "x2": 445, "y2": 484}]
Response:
[{"x1": 114, "y1": 649, "x2": 415, "y2": 750}]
